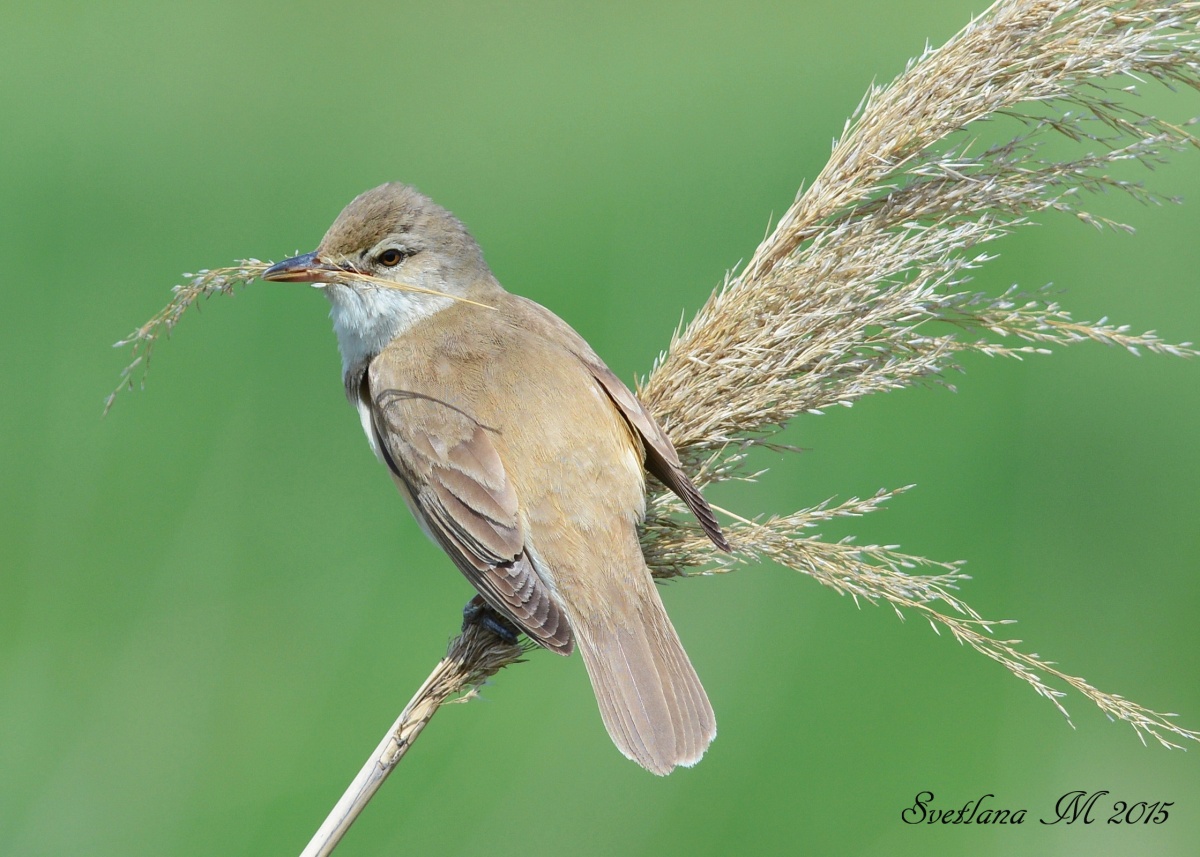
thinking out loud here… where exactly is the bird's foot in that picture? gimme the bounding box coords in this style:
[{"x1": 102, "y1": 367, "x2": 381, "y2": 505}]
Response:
[{"x1": 461, "y1": 595, "x2": 521, "y2": 644}]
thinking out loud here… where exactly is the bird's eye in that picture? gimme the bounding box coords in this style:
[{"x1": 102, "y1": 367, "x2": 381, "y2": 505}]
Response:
[{"x1": 377, "y1": 248, "x2": 405, "y2": 267}]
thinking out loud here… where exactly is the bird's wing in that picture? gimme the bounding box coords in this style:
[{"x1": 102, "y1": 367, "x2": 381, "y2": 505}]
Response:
[
  {"x1": 581, "y1": 358, "x2": 731, "y2": 553},
  {"x1": 368, "y1": 383, "x2": 573, "y2": 653}
]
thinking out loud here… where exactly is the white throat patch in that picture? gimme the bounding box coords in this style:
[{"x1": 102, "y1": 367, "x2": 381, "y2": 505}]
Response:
[{"x1": 325, "y1": 283, "x2": 451, "y2": 377}]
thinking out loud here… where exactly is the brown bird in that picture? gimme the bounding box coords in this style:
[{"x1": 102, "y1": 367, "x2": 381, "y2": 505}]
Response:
[{"x1": 263, "y1": 183, "x2": 730, "y2": 774}]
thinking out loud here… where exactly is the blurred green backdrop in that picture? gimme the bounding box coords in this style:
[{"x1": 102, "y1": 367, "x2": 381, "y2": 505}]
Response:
[{"x1": 2, "y1": 2, "x2": 1198, "y2": 855}]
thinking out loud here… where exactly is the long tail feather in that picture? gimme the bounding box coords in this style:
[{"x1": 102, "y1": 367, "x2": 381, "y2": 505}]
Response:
[{"x1": 572, "y1": 590, "x2": 715, "y2": 775}]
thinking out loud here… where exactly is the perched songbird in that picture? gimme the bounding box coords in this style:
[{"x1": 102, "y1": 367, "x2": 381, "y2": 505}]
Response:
[{"x1": 263, "y1": 183, "x2": 730, "y2": 774}]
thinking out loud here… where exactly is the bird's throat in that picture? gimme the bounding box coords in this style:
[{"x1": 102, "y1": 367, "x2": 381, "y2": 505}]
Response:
[{"x1": 325, "y1": 283, "x2": 451, "y2": 378}]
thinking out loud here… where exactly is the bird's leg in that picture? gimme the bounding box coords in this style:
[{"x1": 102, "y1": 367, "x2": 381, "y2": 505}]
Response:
[{"x1": 461, "y1": 594, "x2": 521, "y2": 644}]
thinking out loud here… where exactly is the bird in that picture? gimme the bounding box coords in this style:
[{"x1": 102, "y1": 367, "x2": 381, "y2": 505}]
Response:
[{"x1": 263, "y1": 182, "x2": 730, "y2": 775}]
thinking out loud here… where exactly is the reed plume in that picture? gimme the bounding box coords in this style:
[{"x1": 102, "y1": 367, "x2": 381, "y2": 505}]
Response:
[{"x1": 638, "y1": 0, "x2": 1200, "y2": 750}]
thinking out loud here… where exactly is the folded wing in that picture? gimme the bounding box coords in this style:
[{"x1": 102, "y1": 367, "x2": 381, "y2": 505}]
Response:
[{"x1": 370, "y1": 385, "x2": 573, "y2": 653}]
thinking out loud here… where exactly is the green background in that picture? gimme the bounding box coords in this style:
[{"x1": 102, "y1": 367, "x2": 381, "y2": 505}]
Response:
[{"x1": 2, "y1": 1, "x2": 1198, "y2": 855}]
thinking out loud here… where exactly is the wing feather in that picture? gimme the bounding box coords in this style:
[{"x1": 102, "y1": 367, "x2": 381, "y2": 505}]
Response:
[
  {"x1": 581, "y1": 360, "x2": 731, "y2": 552},
  {"x1": 369, "y1": 382, "x2": 573, "y2": 652}
]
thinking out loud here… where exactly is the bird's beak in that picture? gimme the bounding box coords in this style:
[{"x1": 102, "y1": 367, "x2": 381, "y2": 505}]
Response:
[{"x1": 262, "y1": 251, "x2": 347, "y2": 284}]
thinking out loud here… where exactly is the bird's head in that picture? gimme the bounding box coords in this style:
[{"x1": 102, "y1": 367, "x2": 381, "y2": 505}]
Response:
[{"x1": 263, "y1": 182, "x2": 498, "y2": 372}]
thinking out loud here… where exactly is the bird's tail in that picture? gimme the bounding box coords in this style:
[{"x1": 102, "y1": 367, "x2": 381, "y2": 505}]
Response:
[{"x1": 570, "y1": 583, "x2": 716, "y2": 775}]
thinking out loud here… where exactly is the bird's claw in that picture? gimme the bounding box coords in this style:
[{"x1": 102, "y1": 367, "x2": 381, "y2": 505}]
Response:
[{"x1": 461, "y1": 595, "x2": 521, "y2": 644}]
